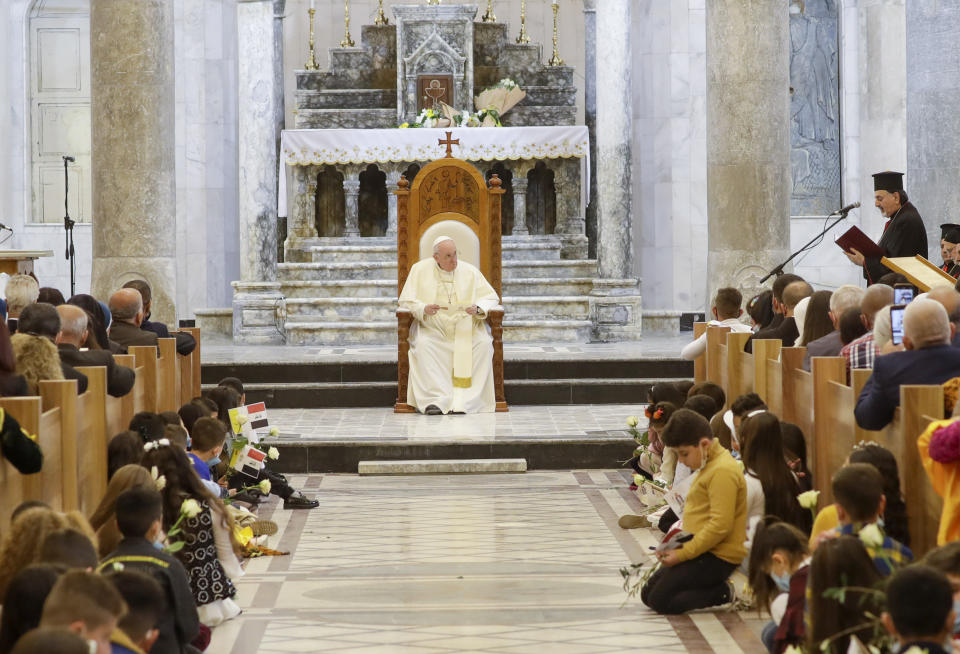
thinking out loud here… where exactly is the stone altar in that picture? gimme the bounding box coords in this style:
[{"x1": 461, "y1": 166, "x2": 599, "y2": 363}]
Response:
[{"x1": 228, "y1": 3, "x2": 642, "y2": 345}]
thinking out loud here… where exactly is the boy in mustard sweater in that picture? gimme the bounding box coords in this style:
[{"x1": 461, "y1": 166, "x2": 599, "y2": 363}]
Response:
[{"x1": 641, "y1": 409, "x2": 748, "y2": 614}]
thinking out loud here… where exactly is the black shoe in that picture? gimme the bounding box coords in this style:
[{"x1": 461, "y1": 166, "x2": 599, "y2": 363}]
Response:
[
  {"x1": 283, "y1": 492, "x2": 319, "y2": 510},
  {"x1": 424, "y1": 404, "x2": 442, "y2": 415},
  {"x1": 233, "y1": 489, "x2": 266, "y2": 505}
]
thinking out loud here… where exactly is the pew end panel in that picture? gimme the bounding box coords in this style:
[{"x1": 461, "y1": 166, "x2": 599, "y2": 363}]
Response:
[
  {"x1": 726, "y1": 332, "x2": 754, "y2": 401},
  {"x1": 693, "y1": 323, "x2": 707, "y2": 383},
  {"x1": 130, "y1": 346, "x2": 159, "y2": 413},
  {"x1": 72, "y1": 366, "x2": 110, "y2": 515},
  {"x1": 0, "y1": 398, "x2": 43, "y2": 524},
  {"x1": 753, "y1": 339, "x2": 782, "y2": 408},
  {"x1": 811, "y1": 357, "x2": 849, "y2": 505},
  {"x1": 706, "y1": 326, "x2": 732, "y2": 386},
  {"x1": 156, "y1": 338, "x2": 178, "y2": 412},
  {"x1": 900, "y1": 385, "x2": 945, "y2": 556},
  {"x1": 38, "y1": 379, "x2": 80, "y2": 512}
]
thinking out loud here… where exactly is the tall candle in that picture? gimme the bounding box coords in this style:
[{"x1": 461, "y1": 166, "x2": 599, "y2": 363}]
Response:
[{"x1": 310, "y1": 0, "x2": 315, "y2": 9}]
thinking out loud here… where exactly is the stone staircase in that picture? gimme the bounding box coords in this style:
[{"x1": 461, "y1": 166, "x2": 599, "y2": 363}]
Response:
[{"x1": 279, "y1": 236, "x2": 596, "y2": 346}]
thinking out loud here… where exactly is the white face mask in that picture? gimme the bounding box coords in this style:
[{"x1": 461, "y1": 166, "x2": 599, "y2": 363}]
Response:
[{"x1": 697, "y1": 443, "x2": 709, "y2": 471}]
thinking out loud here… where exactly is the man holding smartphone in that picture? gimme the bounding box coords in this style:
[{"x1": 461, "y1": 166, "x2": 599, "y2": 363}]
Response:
[
  {"x1": 844, "y1": 171, "x2": 928, "y2": 284},
  {"x1": 855, "y1": 299, "x2": 960, "y2": 430}
]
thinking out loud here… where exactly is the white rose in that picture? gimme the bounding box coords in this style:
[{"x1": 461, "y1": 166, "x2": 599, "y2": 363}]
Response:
[
  {"x1": 797, "y1": 490, "x2": 820, "y2": 510},
  {"x1": 258, "y1": 479, "x2": 272, "y2": 495},
  {"x1": 626, "y1": 416, "x2": 639, "y2": 427},
  {"x1": 858, "y1": 523, "x2": 884, "y2": 549},
  {"x1": 181, "y1": 498, "x2": 202, "y2": 519},
  {"x1": 632, "y1": 473, "x2": 644, "y2": 486},
  {"x1": 269, "y1": 427, "x2": 280, "y2": 437},
  {"x1": 237, "y1": 415, "x2": 249, "y2": 425},
  {"x1": 268, "y1": 447, "x2": 280, "y2": 460}
]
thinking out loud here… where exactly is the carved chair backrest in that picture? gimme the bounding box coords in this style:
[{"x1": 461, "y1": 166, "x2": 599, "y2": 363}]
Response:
[{"x1": 396, "y1": 157, "x2": 504, "y2": 298}]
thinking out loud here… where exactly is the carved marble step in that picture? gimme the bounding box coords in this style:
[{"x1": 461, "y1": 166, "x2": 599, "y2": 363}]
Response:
[
  {"x1": 499, "y1": 43, "x2": 543, "y2": 69},
  {"x1": 506, "y1": 106, "x2": 577, "y2": 127},
  {"x1": 284, "y1": 296, "x2": 590, "y2": 322},
  {"x1": 518, "y1": 85, "x2": 577, "y2": 107},
  {"x1": 503, "y1": 260, "x2": 598, "y2": 280},
  {"x1": 503, "y1": 239, "x2": 562, "y2": 260},
  {"x1": 296, "y1": 89, "x2": 395, "y2": 110},
  {"x1": 280, "y1": 259, "x2": 597, "y2": 282},
  {"x1": 279, "y1": 261, "x2": 395, "y2": 281},
  {"x1": 278, "y1": 277, "x2": 594, "y2": 299},
  {"x1": 511, "y1": 67, "x2": 575, "y2": 89},
  {"x1": 293, "y1": 108, "x2": 396, "y2": 130},
  {"x1": 328, "y1": 48, "x2": 373, "y2": 74},
  {"x1": 309, "y1": 245, "x2": 397, "y2": 263},
  {"x1": 284, "y1": 319, "x2": 592, "y2": 345}
]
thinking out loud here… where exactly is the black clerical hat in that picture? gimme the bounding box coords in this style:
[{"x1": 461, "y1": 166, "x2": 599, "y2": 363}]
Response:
[
  {"x1": 873, "y1": 171, "x2": 904, "y2": 193},
  {"x1": 941, "y1": 224, "x2": 960, "y2": 245}
]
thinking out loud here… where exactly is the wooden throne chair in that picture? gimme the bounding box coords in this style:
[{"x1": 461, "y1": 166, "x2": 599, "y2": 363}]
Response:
[{"x1": 394, "y1": 157, "x2": 508, "y2": 413}]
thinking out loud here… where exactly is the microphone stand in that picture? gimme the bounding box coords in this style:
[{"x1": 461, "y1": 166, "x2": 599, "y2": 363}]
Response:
[
  {"x1": 759, "y1": 207, "x2": 855, "y2": 284},
  {"x1": 63, "y1": 157, "x2": 76, "y2": 297}
]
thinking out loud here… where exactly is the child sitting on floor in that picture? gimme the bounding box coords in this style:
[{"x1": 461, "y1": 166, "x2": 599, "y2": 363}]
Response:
[
  {"x1": 640, "y1": 409, "x2": 747, "y2": 614},
  {"x1": 747, "y1": 518, "x2": 811, "y2": 653},
  {"x1": 186, "y1": 417, "x2": 232, "y2": 500},
  {"x1": 98, "y1": 487, "x2": 200, "y2": 653},
  {"x1": 39, "y1": 570, "x2": 128, "y2": 654},
  {"x1": 818, "y1": 463, "x2": 913, "y2": 575},
  {"x1": 883, "y1": 565, "x2": 955, "y2": 654},
  {"x1": 922, "y1": 541, "x2": 960, "y2": 643},
  {"x1": 140, "y1": 440, "x2": 242, "y2": 627}
]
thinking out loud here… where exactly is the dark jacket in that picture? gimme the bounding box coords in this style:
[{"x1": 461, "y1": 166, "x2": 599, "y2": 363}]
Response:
[
  {"x1": 99, "y1": 537, "x2": 201, "y2": 654},
  {"x1": 855, "y1": 344, "x2": 960, "y2": 430},
  {"x1": 109, "y1": 320, "x2": 159, "y2": 349},
  {"x1": 6, "y1": 318, "x2": 16, "y2": 334},
  {"x1": 745, "y1": 316, "x2": 798, "y2": 354},
  {"x1": 864, "y1": 201, "x2": 928, "y2": 283},
  {"x1": 0, "y1": 374, "x2": 29, "y2": 397},
  {"x1": 61, "y1": 362, "x2": 88, "y2": 394},
  {"x1": 143, "y1": 320, "x2": 196, "y2": 356},
  {"x1": 802, "y1": 330, "x2": 844, "y2": 371},
  {"x1": 57, "y1": 343, "x2": 135, "y2": 397}
]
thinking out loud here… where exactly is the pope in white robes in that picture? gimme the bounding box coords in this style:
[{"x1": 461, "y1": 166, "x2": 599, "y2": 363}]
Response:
[{"x1": 398, "y1": 237, "x2": 500, "y2": 414}]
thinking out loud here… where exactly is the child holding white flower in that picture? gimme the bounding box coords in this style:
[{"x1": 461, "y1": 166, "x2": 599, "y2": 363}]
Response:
[
  {"x1": 884, "y1": 565, "x2": 955, "y2": 654},
  {"x1": 186, "y1": 417, "x2": 233, "y2": 500},
  {"x1": 141, "y1": 440, "x2": 242, "y2": 626},
  {"x1": 820, "y1": 463, "x2": 913, "y2": 576}
]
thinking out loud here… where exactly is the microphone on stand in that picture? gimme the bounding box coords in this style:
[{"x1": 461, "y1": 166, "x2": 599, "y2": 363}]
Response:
[
  {"x1": 62, "y1": 155, "x2": 75, "y2": 163},
  {"x1": 830, "y1": 201, "x2": 860, "y2": 215}
]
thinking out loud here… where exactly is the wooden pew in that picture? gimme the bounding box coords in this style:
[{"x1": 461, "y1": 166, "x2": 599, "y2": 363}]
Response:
[
  {"x1": 0, "y1": 395, "x2": 66, "y2": 523},
  {"x1": 130, "y1": 346, "x2": 160, "y2": 413},
  {"x1": 897, "y1": 386, "x2": 945, "y2": 555},
  {"x1": 753, "y1": 339, "x2": 782, "y2": 409},
  {"x1": 176, "y1": 327, "x2": 202, "y2": 402},
  {"x1": 726, "y1": 332, "x2": 754, "y2": 403},
  {"x1": 810, "y1": 357, "x2": 849, "y2": 505},
  {"x1": 71, "y1": 367, "x2": 109, "y2": 515},
  {"x1": 156, "y1": 338, "x2": 177, "y2": 413},
  {"x1": 780, "y1": 348, "x2": 810, "y2": 441},
  {"x1": 705, "y1": 326, "x2": 731, "y2": 386}
]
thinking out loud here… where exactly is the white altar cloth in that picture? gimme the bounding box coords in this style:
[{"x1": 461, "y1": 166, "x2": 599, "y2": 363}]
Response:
[{"x1": 278, "y1": 125, "x2": 590, "y2": 217}]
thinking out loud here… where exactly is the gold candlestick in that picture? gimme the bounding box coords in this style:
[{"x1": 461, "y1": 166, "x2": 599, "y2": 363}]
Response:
[
  {"x1": 304, "y1": 7, "x2": 319, "y2": 69},
  {"x1": 374, "y1": 0, "x2": 389, "y2": 25},
  {"x1": 516, "y1": 0, "x2": 530, "y2": 43},
  {"x1": 340, "y1": 0, "x2": 355, "y2": 48},
  {"x1": 548, "y1": 2, "x2": 563, "y2": 66},
  {"x1": 481, "y1": 0, "x2": 496, "y2": 22}
]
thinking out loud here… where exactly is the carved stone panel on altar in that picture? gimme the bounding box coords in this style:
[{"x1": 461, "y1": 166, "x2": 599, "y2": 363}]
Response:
[{"x1": 394, "y1": 4, "x2": 475, "y2": 124}]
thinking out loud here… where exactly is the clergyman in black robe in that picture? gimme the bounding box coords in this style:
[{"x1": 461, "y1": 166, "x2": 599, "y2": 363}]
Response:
[{"x1": 845, "y1": 171, "x2": 927, "y2": 284}]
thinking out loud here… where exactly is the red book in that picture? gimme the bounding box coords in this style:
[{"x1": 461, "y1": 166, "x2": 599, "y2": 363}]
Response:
[{"x1": 836, "y1": 226, "x2": 885, "y2": 258}]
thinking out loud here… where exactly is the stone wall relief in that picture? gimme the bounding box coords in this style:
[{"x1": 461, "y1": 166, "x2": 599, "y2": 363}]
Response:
[
  {"x1": 789, "y1": 0, "x2": 841, "y2": 217},
  {"x1": 402, "y1": 29, "x2": 466, "y2": 121}
]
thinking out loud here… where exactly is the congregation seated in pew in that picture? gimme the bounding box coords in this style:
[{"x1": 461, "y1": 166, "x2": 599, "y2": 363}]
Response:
[
  {"x1": 855, "y1": 298, "x2": 960, "y2": 430},
  {"x1": 55, "y1": 305, "x2": 135, "y2": 398},
  {"x1": 11, "y1": 303, "x2": 87, "y2": 394},
  {"x1": 121, "y1": 280, "x2": 196, "y2": 356},
  {"x1": 108, "y1": 289, "x2": 159, "y2": 349},
  {"x1": 801, "y1": 285, "x2": 864, "y2": 371}
]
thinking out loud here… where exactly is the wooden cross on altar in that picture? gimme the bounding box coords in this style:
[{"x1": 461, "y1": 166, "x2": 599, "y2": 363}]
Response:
[{"x1": 438, "y1": 131, "x2": 460, "y2": 158}]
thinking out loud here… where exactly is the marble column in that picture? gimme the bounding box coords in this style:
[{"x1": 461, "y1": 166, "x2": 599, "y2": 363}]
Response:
[
  {"x1": 90, "y1": 0, "x2": 177, "y2": 325},
  {"x1": 343, "y1": 173, "x2": 361, "y2": 237},
  {"x1": 512, "y1": 176, "x2": 529, "y2": 236},
  {"x1": 906, "y1": 1, "x2": 957, "y2": 260},
  {"x1": 583, "y1": 0, "x2": 598, "y2": 258},
  {"x1": 705, "y1": 0, "x2": 791, "y2": 304},
  {"x1": 857, "y1": 0, "x2": 907, "y2": 243},
  {"x1": 232, "y1": 0, "x2": 284, "y2": 344},
  {"x1": 385, "y1": 168, "x2": 401, "y2": 237},
  {"x1": 591, "y1": 0, "x2": 641, "y2": 341}
]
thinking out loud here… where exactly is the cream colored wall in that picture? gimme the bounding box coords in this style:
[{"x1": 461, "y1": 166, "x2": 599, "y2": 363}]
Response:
[{"x1": 281, "y1": 0, "x2": 586, "y2": 128}]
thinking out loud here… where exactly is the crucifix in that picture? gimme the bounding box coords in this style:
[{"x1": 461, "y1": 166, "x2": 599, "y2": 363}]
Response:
[{"x1": 438, "y1": 131, "x2": 460, "y2": 158}]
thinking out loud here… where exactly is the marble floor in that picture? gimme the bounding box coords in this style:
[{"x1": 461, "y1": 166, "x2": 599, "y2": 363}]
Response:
[
  {"x1": 200, "y1": 335, "x2": 694, "y2": 365},
  {"x1": 209, "y1": 472, "x2": 765, "y2": 654},
  {"x1": 265, "y1": 404, "x2": 648, "y2": 442}
]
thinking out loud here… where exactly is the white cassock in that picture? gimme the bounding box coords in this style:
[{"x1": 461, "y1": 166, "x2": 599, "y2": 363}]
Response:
[{"x1": 399, "y1": 258, "x2": 500, "y2": 414}]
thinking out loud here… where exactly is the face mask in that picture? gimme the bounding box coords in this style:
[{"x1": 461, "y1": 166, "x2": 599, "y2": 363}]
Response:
[
  {"x1": 153, "y1": 538, "x2": 164, "y2": 551},
  {"x1": 698, "y1": 444, "x2": 709, "y2": 471},
  {"x1": 953, "y1": 598, "x2": 960, "y2": 634},
  {"x1": 88, "y1": 640, "x2": 98, "y2": 654},
  {"x1": 771, "y1": 570, "x2": 791, "y2": 593},
  {"x1": 877, "y1": 516, "x2": 885, "y2": 530},
  {"x1": 207, "y1": 456, "x2": 221, "y2": 467}
]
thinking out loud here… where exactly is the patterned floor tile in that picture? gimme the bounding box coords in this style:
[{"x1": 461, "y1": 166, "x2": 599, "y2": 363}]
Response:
[{"x1": 207, "y1": 472, "x2": 765, "y2": 654}]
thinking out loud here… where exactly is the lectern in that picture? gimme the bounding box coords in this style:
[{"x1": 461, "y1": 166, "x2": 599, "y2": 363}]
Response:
[{"x1": 0, "y1": 251, "x2": 54, "y2": 276}]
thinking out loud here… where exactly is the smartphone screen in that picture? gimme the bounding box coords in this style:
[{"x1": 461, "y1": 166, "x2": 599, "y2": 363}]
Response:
[
  {"x1": 890, "y1": 305, "x2": 906, "y2": 346},
  {"x1": 894, "y1": 285, "x2": 914, "y2": 305}
]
